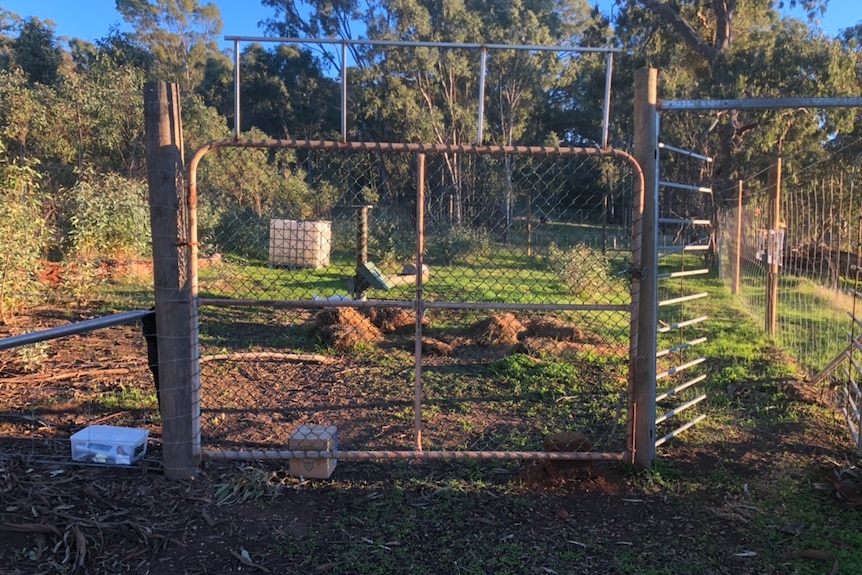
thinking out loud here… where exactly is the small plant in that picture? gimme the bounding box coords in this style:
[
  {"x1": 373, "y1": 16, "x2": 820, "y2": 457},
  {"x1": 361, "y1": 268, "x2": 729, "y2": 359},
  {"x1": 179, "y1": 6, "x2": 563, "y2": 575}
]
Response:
[
  {"x1": 542, "y1": 242, "x2": 616, "y2": 300},
  {"x1": 16, "y1": 342, "x2": 50, "y2": 373},
  {"x1": 425, "y1": 226, "x2": 492, "y2": 266},
  {"x1": 213, "y1": 466, "x2": 280, "y2": 505}
]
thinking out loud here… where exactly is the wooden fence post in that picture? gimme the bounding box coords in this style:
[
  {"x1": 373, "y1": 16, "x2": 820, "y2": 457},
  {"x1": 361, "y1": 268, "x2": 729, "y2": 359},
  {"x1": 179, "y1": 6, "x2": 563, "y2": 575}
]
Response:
[
  {"x1": 144, "y1": 81, "x2": 198, "y2": 479},
  {"x1": 630, "y1": 67, "x2": 659, "y2": 468},
  {"x1": 766, "y1": 159, "x2": 782, "y2": 338},
  {"x1": 731, "y1": 180, "x2": 743, "y2": 295}
]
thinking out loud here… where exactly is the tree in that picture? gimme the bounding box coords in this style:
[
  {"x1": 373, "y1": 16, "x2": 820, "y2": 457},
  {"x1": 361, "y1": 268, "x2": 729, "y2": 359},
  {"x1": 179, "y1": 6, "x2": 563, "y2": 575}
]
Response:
[
  {"x1": 610, "y1": 0, "x2": 858, "y2": 196},
  {"x1": 115, "y1": 0, "x2": 225, "y2": 90},
  {"x1": 11, "y1": 17, "x2": 64, "y2": 86},
  {"x1": 261, "y1": 0, "x2": 372, "y2": 71}
]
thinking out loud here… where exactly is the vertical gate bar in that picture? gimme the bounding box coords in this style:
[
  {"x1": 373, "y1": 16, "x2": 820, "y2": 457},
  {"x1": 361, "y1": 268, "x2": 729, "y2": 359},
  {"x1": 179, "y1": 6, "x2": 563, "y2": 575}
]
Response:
[
  {"x1": 414, "y1": 153, "x2": 427, "y2": 451},
  {"x1": 631, "y1": 67, "x2": 659, "y2": 468},
  {"x1": 766, "y1": 158, "x2": 782, "y2": 337},
  {"x1": 341, "y1": 41, "x2": 348, "y2": 142},
  {"x1": 732, "y1": 180, "x2": 742, "y2": 294},
  {"x1": 601, "y1": 52, "x2": 613, "y2": 148},
  {"x1": 233, "y1": 39, "x2": 240, "y2": 138},
  {"x1": 477, "y1": 46, "x2": 487, "y2": 145}
]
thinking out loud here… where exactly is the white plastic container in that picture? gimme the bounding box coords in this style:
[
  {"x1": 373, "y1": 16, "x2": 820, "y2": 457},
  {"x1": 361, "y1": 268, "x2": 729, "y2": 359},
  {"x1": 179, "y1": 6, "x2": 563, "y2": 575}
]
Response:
[
  {"x1": 70, "y1": 425, "x2": 149, "y2": 465},
  {"x1": 269, "y1": 219, "x2": 332, "y2": 268}
]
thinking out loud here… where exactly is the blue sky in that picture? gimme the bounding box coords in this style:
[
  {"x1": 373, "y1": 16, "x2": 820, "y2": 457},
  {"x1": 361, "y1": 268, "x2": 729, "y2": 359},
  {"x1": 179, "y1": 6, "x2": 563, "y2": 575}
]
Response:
[{"x1": 2, "y1": 0, "x2": 860, "y2": 51}]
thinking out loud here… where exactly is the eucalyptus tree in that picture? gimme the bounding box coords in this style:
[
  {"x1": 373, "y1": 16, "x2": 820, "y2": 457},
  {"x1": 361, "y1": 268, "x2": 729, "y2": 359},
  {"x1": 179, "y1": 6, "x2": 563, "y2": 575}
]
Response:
[
  {"x1": 359, "y1": 0, "x2": 601, "y2": 228},
  {"x1": 11, "y1": 17, "x2": 64, "y2": 86},
  {"x1": 115, "y1": 0, "x2": 225, "y2": 91},
  {"x1": 612, "y1": 0, "x2": 859, "y2": 198},
  {"x1": 260, "y1": 0, "x2": 372, "y2": 71}
]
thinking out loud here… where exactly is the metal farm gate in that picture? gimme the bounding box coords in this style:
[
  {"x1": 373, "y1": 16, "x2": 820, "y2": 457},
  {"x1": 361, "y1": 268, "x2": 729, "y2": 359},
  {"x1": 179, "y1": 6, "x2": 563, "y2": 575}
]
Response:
[
  {"x1": 653, "y1": 73, "x2": 862, "y2": 456},
  {"x1": 189, "y1": 139, "x2": 644, "y2": 468}
]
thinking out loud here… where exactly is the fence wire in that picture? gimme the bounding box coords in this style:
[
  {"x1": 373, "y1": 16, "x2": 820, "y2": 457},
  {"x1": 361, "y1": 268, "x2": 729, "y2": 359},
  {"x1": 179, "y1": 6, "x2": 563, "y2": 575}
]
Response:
[
  {"x1": 195, "y1": 143, "x2": 637, "y2": 459},
  {"x1": 717, "y1": 143, "x2": 862, "y2": 378}
]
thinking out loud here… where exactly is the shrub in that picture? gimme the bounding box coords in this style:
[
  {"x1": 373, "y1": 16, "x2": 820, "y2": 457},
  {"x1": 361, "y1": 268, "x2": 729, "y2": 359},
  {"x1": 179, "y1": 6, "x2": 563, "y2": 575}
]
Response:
[
  {"x1": 0, "y1": 152, "x2": 49, "y2": 321},
  {"x1": 543, "y1": 242, "x2": 614, "y2": 300},
  {"x1": 212, "y1": 207, "x2": 269, "y2": 261},
  {"x1": 425, "y1": 226, "x2": 492, "y2": 266},
  {"x1": 66, "y1": 170, "x2": 150, "y2": 259}
]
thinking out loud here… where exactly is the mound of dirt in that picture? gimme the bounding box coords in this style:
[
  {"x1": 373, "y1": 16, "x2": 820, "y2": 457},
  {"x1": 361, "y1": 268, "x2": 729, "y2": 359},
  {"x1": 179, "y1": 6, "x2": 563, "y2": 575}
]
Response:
[
  {"x1": 421, "y1": 337, "x2": 454, "y2": 356},
  {"x1": 524, "y1": 316, "x2": 586, "y2": 341},
  {"x1": 518, "y1": 337, "x2": 572, "y2": 356},
  {"x1": 316, "y1": 307, "x2": 383, "y2": 351},
  {"x1": 367, "y1": 306, "x2": 419, "y2": 333},
  {"x1": 473, "y1": 313, "x2": 525, "y2": 346}
]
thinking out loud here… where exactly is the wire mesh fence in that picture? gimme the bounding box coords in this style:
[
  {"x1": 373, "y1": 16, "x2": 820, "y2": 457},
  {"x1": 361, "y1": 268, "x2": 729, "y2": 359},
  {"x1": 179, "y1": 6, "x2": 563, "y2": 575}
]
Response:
[
  {"x1": 194, "y1": 141, "x2": 638, "y2": 461},
  {"x1": 716, "y1": 145, "x2": 862, "y2": 377},
  {"x1": 0, "y1": 203, "x2": 157, "y2": 460}
]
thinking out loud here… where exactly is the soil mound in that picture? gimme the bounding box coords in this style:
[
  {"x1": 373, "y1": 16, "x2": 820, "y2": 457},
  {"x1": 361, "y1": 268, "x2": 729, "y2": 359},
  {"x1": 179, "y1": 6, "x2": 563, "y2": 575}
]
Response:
[
  {"x1": 367, "y1": 306, "x2": 418, "y2": 333},
  {"x1": 473, "y1": 313, "x2": 525, "y2": 346},
  {"x1": 524, "y1": 315, "x2": 586, "y2": 341},
  {"x1": 316, "y1": 307, "x2": 383, "y2": 351}
]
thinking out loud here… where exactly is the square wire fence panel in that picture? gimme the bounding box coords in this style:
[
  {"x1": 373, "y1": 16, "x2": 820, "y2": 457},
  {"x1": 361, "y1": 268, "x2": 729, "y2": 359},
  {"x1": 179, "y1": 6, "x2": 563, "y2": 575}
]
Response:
[{"x1": 196, "y1": 146, "x2": 635, "y2": 455}]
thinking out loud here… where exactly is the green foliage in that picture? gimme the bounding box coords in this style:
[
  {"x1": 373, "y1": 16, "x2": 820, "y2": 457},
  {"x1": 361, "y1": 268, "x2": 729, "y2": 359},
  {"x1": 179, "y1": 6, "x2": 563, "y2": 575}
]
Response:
[
  {"x1": 11, "y1": 17, "x2": 62, "y2": 85},
  {"x1": 0, "y1": 146, "x2": 48, "y2": 321},
  {"x1": 424, "y1": 226, "x2": 492, "y2": 266},
  {"x1": 212, "y1": 207, "x2": 269, "y2": 261},
  {"x1": 541, "y1": 242, "x2": 614, "y2": 299},
  {"x1": 65, "y1": 170, "x2": 151, "y2": 259},
  {"x1": 116, "y1": 0, "x2": 225, "y2": 90}
]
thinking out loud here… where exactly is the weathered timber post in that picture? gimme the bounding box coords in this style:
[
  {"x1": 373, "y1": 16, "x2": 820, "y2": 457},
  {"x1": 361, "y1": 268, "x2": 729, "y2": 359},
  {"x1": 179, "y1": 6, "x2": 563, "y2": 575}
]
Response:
[
  {"x1": 732, "y1": 180, "x2": 743, "y2": 295},
  {"x1": 144, "y1": 81, "x2": 198, "y2": 479},
  {"x1": 630, "y1": 68, "x2": 659, "y2": 468},
  {"x1": 766, "y1": 159, "x2": 782, "y2": 338}
]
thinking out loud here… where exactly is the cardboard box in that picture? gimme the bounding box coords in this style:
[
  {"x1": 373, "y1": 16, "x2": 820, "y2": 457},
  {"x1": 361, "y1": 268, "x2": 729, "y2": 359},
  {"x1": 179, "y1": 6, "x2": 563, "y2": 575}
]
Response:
[
  {"x1": 71, "y1": 425, "x2": 149, "y2": 465},
  {"x1": 289, "y1": 425, "x2": 337, "y2": 479}
]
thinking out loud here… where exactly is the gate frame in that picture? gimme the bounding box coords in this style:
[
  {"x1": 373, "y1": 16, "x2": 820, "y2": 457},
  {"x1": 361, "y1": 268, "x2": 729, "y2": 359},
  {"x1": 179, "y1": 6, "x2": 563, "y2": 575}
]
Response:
[
  {"x1": 186, "y1": 138, "x2": 646, "y2": 467},
  {"x1": 647, "y1": 68, "x2": 862, "y2": 460}
]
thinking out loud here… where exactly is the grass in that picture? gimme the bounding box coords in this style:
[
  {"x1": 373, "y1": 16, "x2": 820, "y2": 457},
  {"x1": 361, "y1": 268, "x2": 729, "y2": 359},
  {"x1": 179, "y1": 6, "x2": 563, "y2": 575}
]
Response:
[{"x1": 182, "y1": 265, "x2": 862, "y2": 575}]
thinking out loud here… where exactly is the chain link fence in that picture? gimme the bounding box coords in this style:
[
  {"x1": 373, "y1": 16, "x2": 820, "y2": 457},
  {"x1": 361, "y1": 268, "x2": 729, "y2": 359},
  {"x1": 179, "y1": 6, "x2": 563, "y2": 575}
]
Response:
[{"x1": 194, "y1": 141, "x2": 638, "y2": 462}]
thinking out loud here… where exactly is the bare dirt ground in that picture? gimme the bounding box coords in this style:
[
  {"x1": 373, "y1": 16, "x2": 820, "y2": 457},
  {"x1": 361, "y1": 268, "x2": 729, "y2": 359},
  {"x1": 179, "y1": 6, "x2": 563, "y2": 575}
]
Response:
[{"x1": 1, "y1": 307, "x2": 860, "y2": 574}]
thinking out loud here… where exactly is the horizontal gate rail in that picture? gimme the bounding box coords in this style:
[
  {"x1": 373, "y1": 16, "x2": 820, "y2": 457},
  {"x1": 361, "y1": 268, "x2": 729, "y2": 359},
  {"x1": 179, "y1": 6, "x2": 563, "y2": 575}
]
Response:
[
  {"x1": 659, "y1": 181, "x2": 712, "y2": 193},
  {"x1": 659, "y1": 293, "x2": 709, "y2": 306},
  {"x1": 657, "y1": 316, "x2": 709, "y2": 333},
  {"x1": 656, "y1": 337, "x2": 707, "y2": 358},
  {"x1": 657, "y1": 269, "x2": 710, "y2": 280},
  {"x1": 657, "y1": 143, "x2": 713, "y2": 162},
  {"x1": 658, "y1": 244, "x2": 711, "y2": 254},
  {"x1": 656, "y1": 374, "x2": 707, "y2": 402},
  {"x1": 203, "y1": 449, "x2": 625, "y2": 462},
  {"x1": 199, "y1": 298, "x2": 629, "y2": 313},
  {"x1": 655, "y1": 394, "x2": 707, "y2": 425},
  {"x1": 657, "y1": 218, "x2": 712, "y2": 226},
  {"x1": 655, "y1": 414, "x2": 707, "y2": 447},
  {"x1": 657, "y1": 357, "x2": 707, "y2": 380}
]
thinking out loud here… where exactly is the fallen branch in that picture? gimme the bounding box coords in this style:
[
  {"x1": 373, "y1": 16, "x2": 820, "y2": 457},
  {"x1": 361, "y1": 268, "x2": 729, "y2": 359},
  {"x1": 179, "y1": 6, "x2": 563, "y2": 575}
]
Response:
[
  {"x1": 200, "y1": 352, "x2": 334, "y2": 364},
  {"x1": 0, "y1": 522, "x2": 61, "y2": 535},
  {"x1": 781, "y1": 550, "x2": 838, "y2": 575},
  {"x1": 0, "y1": 367, "x2": 138, "y2": 385}
]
